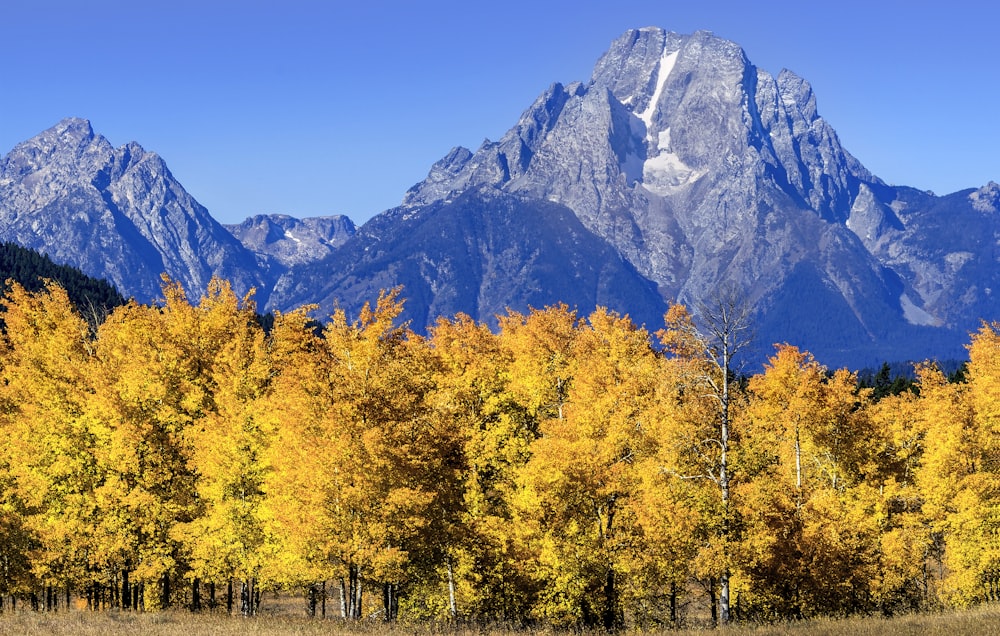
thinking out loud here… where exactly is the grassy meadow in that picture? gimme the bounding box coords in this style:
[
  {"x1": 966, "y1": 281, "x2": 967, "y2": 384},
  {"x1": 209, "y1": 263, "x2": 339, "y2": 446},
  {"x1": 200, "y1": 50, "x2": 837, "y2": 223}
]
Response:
[{"x1": 2, "y1": 605, "x2": 1000, "y2": 636}]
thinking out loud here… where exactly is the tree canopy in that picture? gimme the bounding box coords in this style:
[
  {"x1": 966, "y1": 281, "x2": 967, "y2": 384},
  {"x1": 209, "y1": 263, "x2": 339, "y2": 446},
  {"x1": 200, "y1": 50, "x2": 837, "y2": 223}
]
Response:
[{"x1": 0, "y1": 279, "x2": 997, "y2": 627}]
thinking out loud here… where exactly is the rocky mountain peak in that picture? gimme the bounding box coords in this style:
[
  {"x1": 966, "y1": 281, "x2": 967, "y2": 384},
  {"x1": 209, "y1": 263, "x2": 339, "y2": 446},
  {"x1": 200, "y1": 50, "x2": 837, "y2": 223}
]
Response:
[
  {"x1": 225, "y1": 213, "x2": 356, "y2": 271},
  {"x1": 0, "y1": 119, "x2": 262, "y2": 304},
  {"x1": 2, "y1": 118, "x2": 111, "y2": 183},
  {"x1": 40, "y1": 117, "x2": 99, "y2": 150},
  {"x1": 776, "y1": 69, "x2": 818, "y2": 123},
  {"x1": 382, "y1": 26, "x2": 994, "y2": 365}
]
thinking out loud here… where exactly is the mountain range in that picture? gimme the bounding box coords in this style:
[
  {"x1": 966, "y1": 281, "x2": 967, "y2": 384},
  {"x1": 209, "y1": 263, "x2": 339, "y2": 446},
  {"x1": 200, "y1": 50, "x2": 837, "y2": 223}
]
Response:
[{"x1": 1, "y1": 27, "x2": 997, "y2": 368}]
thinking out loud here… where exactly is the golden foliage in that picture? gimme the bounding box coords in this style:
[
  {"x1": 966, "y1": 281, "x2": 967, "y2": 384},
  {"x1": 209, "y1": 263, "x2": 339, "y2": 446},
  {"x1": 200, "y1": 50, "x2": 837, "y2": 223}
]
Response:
[{"x1": 2, "y1": 281, "x2": 1000, "y2": 625}]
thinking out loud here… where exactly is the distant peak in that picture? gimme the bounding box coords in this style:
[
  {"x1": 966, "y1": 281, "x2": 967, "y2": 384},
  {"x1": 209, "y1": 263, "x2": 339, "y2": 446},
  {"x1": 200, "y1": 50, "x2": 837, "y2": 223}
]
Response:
[
  {"x1": 441, "y1": 146, "x2": 473, "y2": 166},
  {"x1": 1, "y1": 118, "x2": 112, "y2": 177},
  {"x1": 57, "y1": 116, "x2": 93, "y2": 129}
]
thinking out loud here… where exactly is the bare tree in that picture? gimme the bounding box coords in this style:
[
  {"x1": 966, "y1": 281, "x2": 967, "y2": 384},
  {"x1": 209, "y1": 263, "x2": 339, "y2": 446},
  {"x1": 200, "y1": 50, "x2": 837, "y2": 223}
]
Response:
[{"x1": 696, "y1": 282, "x2": 754, "y2": 625}]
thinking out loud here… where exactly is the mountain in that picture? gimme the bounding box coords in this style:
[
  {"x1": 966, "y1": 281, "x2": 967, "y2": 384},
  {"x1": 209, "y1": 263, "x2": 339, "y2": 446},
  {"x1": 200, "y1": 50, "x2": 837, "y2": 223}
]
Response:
[
  {"x1": 224, "y1": 214, "x2": 355, "y2": 286},
  {"x1": 0, "y1": 118, "x2": 263, "y2": 304},
  {"x1": 282, "y1": 27, "x2": 990, "y2": 367},
  {"x1": 1, "y1": 29, "x2": 997, "y2": 368}
]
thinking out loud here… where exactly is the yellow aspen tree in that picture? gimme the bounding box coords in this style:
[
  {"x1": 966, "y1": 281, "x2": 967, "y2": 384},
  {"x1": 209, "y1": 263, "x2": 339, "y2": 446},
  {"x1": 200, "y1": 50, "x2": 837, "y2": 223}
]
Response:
[
  {"x1": 89, "y1": 301, "x2": 172, "y2": 610},
  {"x1": 745, "y1": 345, "x2": 826, "y2": 504},
  {"x1": 268, "y1": 289, "x2": 449, "y2": 621},
  {"x1": 800, "y1": 370, "x2": 888, "y2": 615},
  {"x1": 654, "y1": 299, "x2": 750, "y2": 625},
  {"x1": 426, "y1": 313, "x2": 532, "y2": 622},
  {"x1": 737, "y1": 344, "x2": 821, "y2": 617},
  {"x1": 171, "y1": 280, "x2": 274, "y2": 615},
  {"x1": 494, "y1": 304, "x2": 578, "y2": 622},
  {"x1": 499, "y1": 304, "x2": 577, "y2": 424},
  {"x1": 914, "y1": 362, "x2": 977, "y2": 605},
  {"x1": 930, "y1": 324, "x2": 1000, "y2": 606},
  {"x1": 867, "y1": 389, "x2": 933, "y2": 612},
  {"x1": 88, "y1": 284, "x2": 212, "y2": 610},
  {"x1": 627, "y1": 325, "x2": 719, "y2": 627},
  {"x1": 741, "y1": 345, "x2": 885, "y2": 617},
  {"x1": 336, "y1": 289, "x2": 456, "y2": 621},
  {"x1": 0, "y1": 281, "x2": 99, "y2": 602},
  {"x1": 0, "y1": 298, "x2": 37, "y2": 602},
  {"x1": 261, "y1": 307, "x2": 340, "y2": 612},
  {"x1": 513, "y1": 307, "x2": 658, "y2": 629}
]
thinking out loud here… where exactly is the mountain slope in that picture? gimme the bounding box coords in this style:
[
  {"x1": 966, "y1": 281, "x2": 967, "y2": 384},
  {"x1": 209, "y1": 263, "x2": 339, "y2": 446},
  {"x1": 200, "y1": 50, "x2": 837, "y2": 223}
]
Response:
[{"x1": 270, "y1": 190, "x2": 669, "y2": 329}]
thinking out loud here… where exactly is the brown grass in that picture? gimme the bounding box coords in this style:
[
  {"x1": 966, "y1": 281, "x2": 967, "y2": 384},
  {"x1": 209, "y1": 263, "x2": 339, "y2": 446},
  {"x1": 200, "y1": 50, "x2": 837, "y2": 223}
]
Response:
[{"x1": 1, "y1": 605, "x2": 1000, "y2": 636}]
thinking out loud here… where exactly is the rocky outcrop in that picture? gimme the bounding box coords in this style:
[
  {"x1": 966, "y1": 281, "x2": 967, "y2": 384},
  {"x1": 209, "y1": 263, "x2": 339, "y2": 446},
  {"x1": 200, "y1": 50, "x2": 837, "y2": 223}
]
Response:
[{"x1": 376, "y1": 27, "x2": 992, "y2": 365}]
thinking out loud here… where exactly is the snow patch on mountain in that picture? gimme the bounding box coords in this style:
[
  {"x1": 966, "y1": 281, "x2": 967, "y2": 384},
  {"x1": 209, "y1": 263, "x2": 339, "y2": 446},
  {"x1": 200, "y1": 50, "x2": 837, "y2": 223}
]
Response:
[
  {"x1": 642, "y1": 127, "x2": 704, "y2": 195},
  {"x1": 900, "y1": 293, "x2": 938, "y2": 326},
  {"x1": 638, "y1": 50, "x2": 678, "y2": 130}
]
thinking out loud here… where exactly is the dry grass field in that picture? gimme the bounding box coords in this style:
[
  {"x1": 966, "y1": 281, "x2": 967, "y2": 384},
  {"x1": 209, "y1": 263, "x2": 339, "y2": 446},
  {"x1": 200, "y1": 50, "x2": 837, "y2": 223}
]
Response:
[{"x1": 2, "y1": 605, "x2": 1000, "y2": 636}]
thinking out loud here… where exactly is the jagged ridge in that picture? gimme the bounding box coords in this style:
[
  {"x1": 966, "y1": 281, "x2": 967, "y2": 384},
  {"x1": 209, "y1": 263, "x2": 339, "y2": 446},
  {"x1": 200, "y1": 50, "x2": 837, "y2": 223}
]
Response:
[{"x1": 2, "y1": 28, "x2": 998, "y2": 368}]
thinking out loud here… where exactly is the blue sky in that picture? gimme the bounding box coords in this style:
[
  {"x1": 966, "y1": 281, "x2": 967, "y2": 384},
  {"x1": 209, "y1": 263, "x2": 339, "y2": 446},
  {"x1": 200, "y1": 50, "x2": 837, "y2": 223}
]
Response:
[{"x1": 3, "y1": 1, "x2": 998, "y2": 225}]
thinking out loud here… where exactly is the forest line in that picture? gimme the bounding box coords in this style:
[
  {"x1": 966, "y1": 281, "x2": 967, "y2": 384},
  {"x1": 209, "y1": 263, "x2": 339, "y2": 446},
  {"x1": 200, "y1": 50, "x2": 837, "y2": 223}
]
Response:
[{"x1": 0, "y1": 277, "x2": 998, "y2": 629}]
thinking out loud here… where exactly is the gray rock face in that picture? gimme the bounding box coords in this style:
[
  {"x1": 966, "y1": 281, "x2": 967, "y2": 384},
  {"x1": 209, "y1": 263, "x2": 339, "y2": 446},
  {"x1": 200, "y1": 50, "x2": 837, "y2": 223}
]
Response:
[
  {"x1": 269, "y1": 190, "x2": 669, "y2": 330},
  {"x1": 225, "y1": 214, "x2": 355, "y2": 280},
  {"x1": 384, "y1": 26, "x2": 997, "y2": 365},
  {"x1": 0, "y1": 118, "x2": 263, "y2": 303}
]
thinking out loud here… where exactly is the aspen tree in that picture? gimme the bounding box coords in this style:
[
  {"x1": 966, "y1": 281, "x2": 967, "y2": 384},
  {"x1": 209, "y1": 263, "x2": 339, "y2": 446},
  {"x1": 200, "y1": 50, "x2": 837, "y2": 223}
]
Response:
[
  {"x1": 326, "y1": 289, "x2": 450, "y2": 620},
  {"x1": 267, "y1": 290, "x2": 447, "y2": 620},
  {"x1": 499, "y1": 304, "x2": 577, "y2": 423},
  {"x1": 512, "y1": 308, "x2": 657, "y2": 628},
  {"x1": 0, "y1": 290, "x2": 37, "y2": 601},
  {"x1": 862, "y1": 388, "x2": 930, "y2": 612},
  {"x1": 261, "y1": 307, "x2": 337, "y2": 607},
  {"x1": 90, "y1": 300, "x2": 182, "y2": 609},
  {"x1": 655, "y1": 297, "x2": 750, "y2": 625},
  {"x1": 741, "y1": 345, "x2": 885, "y2": 616},
  {"x1": 926, "y1": 324, "x2": 1000, "y2": 605},
  {"x1": 0, "y1": 282, "x2": 98, "y2": 600},
  {"x1": 427, "y1": 314, "x2": 531, "y2": 621},
  {"x1": 90, "y1": 280, "x2": 226, "y2": 609},
  {"x1": 171, "y1": 280, "x2": 274, "y2": 614},
  {"x1": 965, "y1": 324, "x2": 1000, "y2": 602}
]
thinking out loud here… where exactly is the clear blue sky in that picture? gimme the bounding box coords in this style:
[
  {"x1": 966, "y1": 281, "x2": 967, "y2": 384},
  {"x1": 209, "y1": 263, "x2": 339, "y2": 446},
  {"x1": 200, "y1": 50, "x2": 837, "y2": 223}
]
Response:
[{"x1": 3, "y1": 1, "x2": 998, "y2": 225}]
